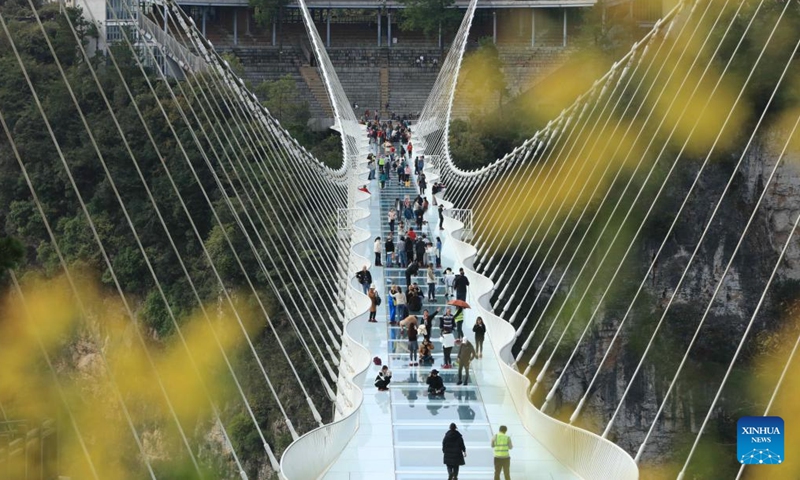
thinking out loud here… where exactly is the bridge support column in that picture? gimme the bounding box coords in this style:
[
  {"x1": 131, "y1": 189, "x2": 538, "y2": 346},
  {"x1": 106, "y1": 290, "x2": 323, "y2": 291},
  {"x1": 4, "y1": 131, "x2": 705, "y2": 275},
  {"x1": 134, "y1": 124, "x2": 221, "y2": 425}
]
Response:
[
  {"x1": 387, "y1": 10, "x2": 392, "y2": 47},
  {"x1": 233, "y1": 7, "x2": 238, "y2": 46},
  {"x1": 438, "y1": 21, "x2": 442, "y2": 49},
  {"x1": 326, "y1": 9, "x2": 331, "y2": 47},
  {"x1": 377, "y1": 9, "x2": 381, "y2": 47},
  {"x1": 563, "y1": 8, "x2": 567, "y2": 47},
  {"x1": 492, "y1": 10, "x2": 497, "y2": 43},
  {"x1": 531, "y1": 8, "x2": 535, "y2": 46},
  {"x1": 202, "y1": 8, "x2": 206, "y2": 36}
]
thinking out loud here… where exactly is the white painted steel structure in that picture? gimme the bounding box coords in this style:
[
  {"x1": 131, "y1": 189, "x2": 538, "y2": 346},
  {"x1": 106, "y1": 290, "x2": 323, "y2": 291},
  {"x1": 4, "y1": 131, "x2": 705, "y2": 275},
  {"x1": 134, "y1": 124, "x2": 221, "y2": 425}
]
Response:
[{"x1": 5, "y1": 0, "x2": 800, "y2": 478}]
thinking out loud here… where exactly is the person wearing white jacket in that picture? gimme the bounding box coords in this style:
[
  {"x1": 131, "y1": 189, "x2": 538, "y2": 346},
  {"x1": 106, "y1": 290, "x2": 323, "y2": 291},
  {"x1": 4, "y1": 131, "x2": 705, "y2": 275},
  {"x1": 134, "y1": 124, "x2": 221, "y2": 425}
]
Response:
[
  {"x1": 374, "y1": 237, "x2": 382, "y2": 266},
  {"x1": 427, "y1": 263, "x2": 437, "y2": 302},
  {"x1": 444, "y1": 268, "x2": 456, "y2": 298}
]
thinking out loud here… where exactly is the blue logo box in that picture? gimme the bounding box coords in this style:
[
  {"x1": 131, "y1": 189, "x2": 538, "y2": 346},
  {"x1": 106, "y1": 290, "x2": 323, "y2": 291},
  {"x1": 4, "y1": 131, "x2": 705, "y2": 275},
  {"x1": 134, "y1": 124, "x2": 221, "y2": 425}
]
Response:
[{"x1": 737, "y1": 416, "x2": 784, "y2": 465}]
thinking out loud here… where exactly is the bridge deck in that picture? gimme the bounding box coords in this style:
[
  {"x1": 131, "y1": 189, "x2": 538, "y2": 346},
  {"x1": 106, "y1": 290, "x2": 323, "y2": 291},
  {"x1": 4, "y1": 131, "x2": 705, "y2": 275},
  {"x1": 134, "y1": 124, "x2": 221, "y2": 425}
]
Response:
[{"x1": 323, "y1": 134, "x2": 579, "y2": 480}]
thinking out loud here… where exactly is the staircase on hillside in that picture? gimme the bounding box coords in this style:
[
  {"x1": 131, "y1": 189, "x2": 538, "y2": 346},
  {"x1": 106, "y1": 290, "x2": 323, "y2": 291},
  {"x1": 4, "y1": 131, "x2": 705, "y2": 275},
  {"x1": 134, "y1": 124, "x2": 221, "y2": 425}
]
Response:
[
  {"x1": 299, "y1": 66, "x2": 334, "y2": 118},
  {"x1": 380, "y1": 67, "x2": 389, "y2": 117}
]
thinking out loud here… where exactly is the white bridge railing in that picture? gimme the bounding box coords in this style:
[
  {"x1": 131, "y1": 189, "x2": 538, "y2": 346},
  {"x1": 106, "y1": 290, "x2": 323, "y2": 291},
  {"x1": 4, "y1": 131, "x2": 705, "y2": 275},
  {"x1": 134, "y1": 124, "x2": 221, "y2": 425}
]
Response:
[
  {"x1": 138, "y1": 14, "x2": 207, "y2": 73},
  {"x1": 280, "y1": 186, "x2": 373, "y2": 480},
  {"x1": 411, "y1": 144, "x2": 639, "y2": 480},
  {"x1": 439, "y1": 196, "x2": 639, "y2": 480}
]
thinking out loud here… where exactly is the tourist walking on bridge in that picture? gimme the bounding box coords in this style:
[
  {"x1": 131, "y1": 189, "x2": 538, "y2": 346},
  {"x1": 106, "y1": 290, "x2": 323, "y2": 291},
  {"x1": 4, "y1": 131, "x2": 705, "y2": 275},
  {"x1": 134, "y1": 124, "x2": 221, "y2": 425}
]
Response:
[
  {"x1": 405, "y1": 260, "x2": 420, "y2": 288},
  {"x1": 456, "y1": 339, "x2": 475, "y2": 386},
  {"x1": 374, "y1": 237, "x2": 382, "y2": 266},
  {"x1": 473, "y1": 317, "x2": 486, "y2": 359},
  {"x1": 397, "y1": 236, "x2": 407, "y2": 268},
  {"x1": 440, "y1": 307, "x2": 454, "y2": 333},
  {"x1": 442, "y1": 423, "x2": 466, "y2": 480},
  {"x1": 454, "y1": 307, "x2": 465, "y2": 343},
  {"x1": 356, "y1": 265, "x2": 372, "y2": 295},
  {"x1": 408, "y1": 323, "x2": 419, "y2": 366},
  {"x1": 422, "y1": 308, "x2": 439, "y2": 342},
  {"x1": 385, "y1": 234, "x2": 395, "y2": 267},
  {"x1": 368, "y1": 284, "x2": 379, "y2": 323},
  {"x1": 388, "y1": 208, "x2": 397, "y2": 234},
  {"x1": 388, "y1": 285, "x2": 397, "y2": 324},
  {"x1": 415, "y1": 236, "x2": 426, "y2": 265},
  {"x1": 367, "y1": 155, "x2": 376, "y2": 180},
  {"x1": 392, "y1": 288, "x2": 407, "y2": 323},
  {"x1": 454, "y1": 268, "x2": 470, "y2": 301},
  {"x1": 444, "y1": 267, "x2": 455, "y2": 298},
  {"x1": 492, "y1": 426, "x2": 513, "y2": 480},
  {"x1": 426, "y1": 263, "x2": 437, "y2": 302}
]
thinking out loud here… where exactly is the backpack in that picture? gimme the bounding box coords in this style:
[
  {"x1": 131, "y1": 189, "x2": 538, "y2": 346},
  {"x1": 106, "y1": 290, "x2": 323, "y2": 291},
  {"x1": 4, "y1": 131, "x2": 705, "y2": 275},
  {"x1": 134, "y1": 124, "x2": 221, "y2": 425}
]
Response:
[{"x1": 376, "y1": 293, "x2": 382, "y2": 306}]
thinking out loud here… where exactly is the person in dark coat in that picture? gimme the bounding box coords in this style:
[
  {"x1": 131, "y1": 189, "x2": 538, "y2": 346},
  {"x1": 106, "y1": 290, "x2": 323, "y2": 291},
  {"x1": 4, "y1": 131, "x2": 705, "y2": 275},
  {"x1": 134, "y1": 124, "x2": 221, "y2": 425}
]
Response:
[
  {"x1": 385, "y1": 235, "x2": 395, "y2": 267},
  {"x1": 405, "y1": 261, "x2": 420, "y2": 288},
  {"x1": 356, "y1": 265, "x2": 372, "y2": 295},
  {"x1": 427, "y1": 369, "x2": 446, "y2": 396},
  {"x1": 442, "y1": 423, "x2": 466, "y2": 480},
  {"x1": 415, "y1": 238, "x2": 426, "y2": 265},
  {"x1": 374, "y1": 365, "x2": 392, "y2": 391},
  {"x1": 454, "y1": 268, "x2": 470, "y2": 301},
  {"x1": 422, "y1": 308, "x2": 440, "y2": 342},
  {"x1": 404, "y1": 236, "x2": 415, "y2": 264},
  {"x1": 406, "y1": 284, "x2": 422, "y2": 313},
  {"x1": 472, "y1": 317, "x2": 486, "y2": 358}
]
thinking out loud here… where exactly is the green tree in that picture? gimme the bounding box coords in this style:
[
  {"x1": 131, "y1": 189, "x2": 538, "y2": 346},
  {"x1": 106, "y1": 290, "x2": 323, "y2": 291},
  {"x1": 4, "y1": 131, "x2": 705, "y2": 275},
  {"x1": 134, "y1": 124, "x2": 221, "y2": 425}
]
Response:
[
  {"x1": 458, "y1": 37, "x2": 507, "y2": 112},
  {"x1": 397, "y1": 0, "x2": 462, "y2": 40},
  {"x1": 0, "y1": 236, "x2": 25, "y2": 271},
  {"x1": 250, "y1": 0, "x2": 289, "y2": 48},
  {"x1": 256, "y1": 74, "x2": 309, "y2": 126},
  {"x1": 576, "y1": 0, "x2": 639, "y2": 57},
  {"x1": 448, "y1": 119, "x2": 488, "y2": 170},
  {"x1": 308, "y1": 132, "x2": 343, "y2": 169},
  {"x1": 0, "y1": 2, "x2": 335, "y2": 476},
  {"x1": 250, "y1": 0, "x2": 287, "y2": 26},
  {"x1": 221, "y1": 52, "x2": 246, "y2": 77}
]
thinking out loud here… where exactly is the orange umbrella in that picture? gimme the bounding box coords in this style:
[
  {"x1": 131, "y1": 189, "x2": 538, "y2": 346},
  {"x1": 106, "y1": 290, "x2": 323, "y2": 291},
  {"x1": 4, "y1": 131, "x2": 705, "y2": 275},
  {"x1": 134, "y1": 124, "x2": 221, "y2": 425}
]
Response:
[{"x1": 447, "y1": 299, "x2": 470, "y2": 309}]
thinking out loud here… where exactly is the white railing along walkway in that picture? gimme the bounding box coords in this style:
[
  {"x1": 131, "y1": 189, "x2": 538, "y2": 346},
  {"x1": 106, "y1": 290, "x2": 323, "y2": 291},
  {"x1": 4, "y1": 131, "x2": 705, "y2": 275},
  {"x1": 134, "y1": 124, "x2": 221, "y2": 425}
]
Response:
[
  {"x1": 422, "y1": 161, "x2": 639, "y2": 480},
  {"x1": 279, "y1": 128, "x2": 374, "y2": 479}
]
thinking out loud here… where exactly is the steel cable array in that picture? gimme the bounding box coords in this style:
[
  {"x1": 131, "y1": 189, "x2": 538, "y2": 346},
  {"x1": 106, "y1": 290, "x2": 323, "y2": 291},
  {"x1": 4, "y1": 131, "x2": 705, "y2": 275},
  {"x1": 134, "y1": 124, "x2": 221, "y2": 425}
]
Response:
[
  {"x1": 0, "y1": 0, "x2": 364, "y2": 476},
  {"x1": 422, "y1": 0, "x2": 800, "y2": 475}
]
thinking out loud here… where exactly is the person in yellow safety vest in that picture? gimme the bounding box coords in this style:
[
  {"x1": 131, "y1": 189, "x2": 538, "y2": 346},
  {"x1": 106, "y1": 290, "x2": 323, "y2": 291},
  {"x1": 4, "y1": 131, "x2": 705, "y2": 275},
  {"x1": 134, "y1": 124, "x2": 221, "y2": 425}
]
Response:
[{"x1": 491, "y1": 425, "x2": 513, "y2": 480}]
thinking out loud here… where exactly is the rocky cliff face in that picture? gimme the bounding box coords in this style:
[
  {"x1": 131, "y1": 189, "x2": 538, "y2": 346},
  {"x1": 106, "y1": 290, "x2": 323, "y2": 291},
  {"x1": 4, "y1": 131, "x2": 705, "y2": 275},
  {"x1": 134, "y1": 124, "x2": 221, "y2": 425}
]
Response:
[{"x1": 540, "y1": 124, "x2": 800, "y2": 469}]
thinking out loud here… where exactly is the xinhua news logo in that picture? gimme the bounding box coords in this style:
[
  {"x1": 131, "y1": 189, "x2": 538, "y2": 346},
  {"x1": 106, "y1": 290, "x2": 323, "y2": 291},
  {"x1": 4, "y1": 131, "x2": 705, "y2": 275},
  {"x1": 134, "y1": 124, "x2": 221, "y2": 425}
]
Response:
[{"x1": 737, "y1": 416, "x2": 784, "y2": 465}]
